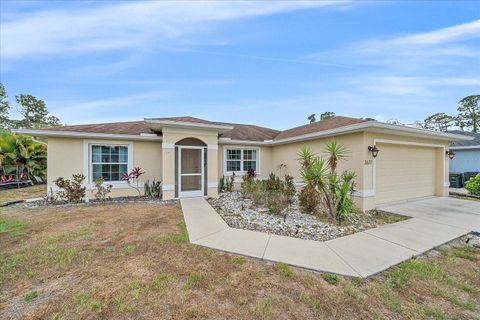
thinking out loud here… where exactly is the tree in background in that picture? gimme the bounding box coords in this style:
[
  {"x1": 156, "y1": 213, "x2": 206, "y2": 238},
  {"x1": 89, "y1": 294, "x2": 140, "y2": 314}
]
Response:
[
  {"x1": 307, "y1": 112, "x2": 336, "y2": 123},
  {"x1": 12, "y1": 94, "x2": 61, "y2": 129},
  {"x1": 457, "y1": 95, "x2": 479, "y2": 132},
  {"x1": 423, "y1": 113, "x2": 454, "y2": 132},
  {"x1": 0, "y1": 83, "x2": 61, "y2": 130},
  {"x1": 319, "y1": 111, "x2": 335, "y2": 121},
  {"x1": 0, "y1": 83, "x2": 10, "y2": 129}
]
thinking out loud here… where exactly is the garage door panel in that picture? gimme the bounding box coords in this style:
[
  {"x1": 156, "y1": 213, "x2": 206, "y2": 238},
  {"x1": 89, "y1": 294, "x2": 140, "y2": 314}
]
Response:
[{"x1": 376, "y1": 144, "x2": 436, "y2": 204}]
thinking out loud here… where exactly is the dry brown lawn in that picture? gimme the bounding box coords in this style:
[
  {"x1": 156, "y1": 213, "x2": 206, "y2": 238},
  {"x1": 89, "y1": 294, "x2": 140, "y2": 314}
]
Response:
[
  {"x1": 0, "y1": 201, "x2": 479, "y2": 320},
  {"x1": 0, "y1": 185, "x2": 46, "y2": 204}
]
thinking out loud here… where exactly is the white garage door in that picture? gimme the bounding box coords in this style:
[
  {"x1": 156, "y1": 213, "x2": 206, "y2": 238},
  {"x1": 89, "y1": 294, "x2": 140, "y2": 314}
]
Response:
[{"x1": 376, "y1": 143, "x2": 437, "y2": 204}]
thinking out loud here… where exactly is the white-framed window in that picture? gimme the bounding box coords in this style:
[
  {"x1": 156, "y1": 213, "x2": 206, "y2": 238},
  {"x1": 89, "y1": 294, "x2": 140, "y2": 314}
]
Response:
[
  {"x1": 90, "y1": 144, "x2": 129, "y2": 182},
  {"x1": 225, "y1": 148, "x2": 259, "y2": 173}
]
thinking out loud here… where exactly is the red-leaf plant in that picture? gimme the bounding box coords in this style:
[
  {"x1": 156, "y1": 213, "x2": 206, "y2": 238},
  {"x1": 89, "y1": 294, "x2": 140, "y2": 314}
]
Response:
[{"x1": 122, "y1": 167, "x2": 145, "y2": 196}]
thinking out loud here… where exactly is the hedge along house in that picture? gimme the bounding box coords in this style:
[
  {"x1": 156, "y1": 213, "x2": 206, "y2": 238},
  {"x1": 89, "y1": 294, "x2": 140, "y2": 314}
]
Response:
[{"x1": 16, "y1": 116, "x2": 471, "y2": 211}]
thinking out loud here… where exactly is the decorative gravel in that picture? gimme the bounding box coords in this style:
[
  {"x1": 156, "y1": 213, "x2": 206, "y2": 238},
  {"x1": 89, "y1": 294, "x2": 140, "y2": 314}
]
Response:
[
  {"x1": 208, "y1": 191, "x2": 406, "y2": 242},
  {"x1": 23, "y1": 197, "x2": 178, "y2": 209}
]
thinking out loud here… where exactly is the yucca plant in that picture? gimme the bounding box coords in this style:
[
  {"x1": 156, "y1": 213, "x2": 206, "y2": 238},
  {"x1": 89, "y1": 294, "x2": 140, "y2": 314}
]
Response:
[{"x1": 297, "y1": 141, "x2": 357, "y2": 223}]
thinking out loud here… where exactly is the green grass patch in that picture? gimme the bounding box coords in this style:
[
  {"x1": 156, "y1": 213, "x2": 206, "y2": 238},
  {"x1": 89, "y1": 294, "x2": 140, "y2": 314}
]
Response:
[
  {"x1": 322, "y1": 273, "x2": 339, "y2": 285},
  {"x1": 344, "y1": 283, "x2": 364, "y2": 302},
  {"x1": 384, "y1": 257, "x2": 444, "y2": 289},
  {"x1": 155, "y1": 221, "x2": 189, "y2": 244},
  {"x1": 276, "y1": 263, "x2": 294, "y2": 278},
  {"x1": 253, "y1": 297, "x2": 274, "y2": 320},
  {"x1": 453, "y1": 245, "x2": 477, "y2": 261},
  {"x1": 231, "y1": 255, "x2": 247, "y2": 265},
  {"x1": 117, "y1": 244, "x2": 137, "y2": 256},
  {"x1": 382, "y1": 289, "x2": 402, "y2": 313},
  {"x1": 149, "y1": 272, "x2": 176, "y2": 291},
  {"x1": 184, "y1": 272, "x2": 203, "y2": 290},
  {"x1": 301, "y1": 293, "x2": 321, "y2": 311},
  {"x1": 423, "y1": 307, "x2": 449, "y2": 320},
  {"x1": 432, "y1": 287, "x2": 477, "y2": 311},
  {"x1": 0, "y1": 217, "x2": 28, "y2": 237},
  {"x1": 24, "y1": 290, "x2": 38, "y2": 302}
]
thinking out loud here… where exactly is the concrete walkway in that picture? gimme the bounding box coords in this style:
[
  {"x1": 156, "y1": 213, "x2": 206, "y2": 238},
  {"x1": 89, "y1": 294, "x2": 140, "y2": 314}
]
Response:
[{"x1": 180, "y1": 197, "x2": 480, "y2": 278}]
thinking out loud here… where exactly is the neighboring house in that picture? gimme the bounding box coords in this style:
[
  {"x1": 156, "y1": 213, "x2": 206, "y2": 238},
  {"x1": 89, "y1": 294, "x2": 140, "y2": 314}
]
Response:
[
  {"x1": 448, "y1": 130, "x2": 480, "y2": 173},
  {"x1": 16, "y1": 116, "x2": 470, "y2": 211}
]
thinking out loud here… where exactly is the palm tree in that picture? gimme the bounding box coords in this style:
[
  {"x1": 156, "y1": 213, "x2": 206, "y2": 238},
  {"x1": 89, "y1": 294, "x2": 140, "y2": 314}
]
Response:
[{"x1": 0, "y1": 132, "x2": 47, "y2": 182}]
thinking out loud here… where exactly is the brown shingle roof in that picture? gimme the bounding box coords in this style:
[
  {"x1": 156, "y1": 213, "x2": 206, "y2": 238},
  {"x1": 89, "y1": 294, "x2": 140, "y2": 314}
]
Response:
[
  {"x1": 42, "y1": 121, "x2": 154, "y2": 135},
  {"x1": 37, "y1": 116, "x2": 367, "y2": 142},
  {"x1": 150, "y1": 116, "x2": 280, "y2": 142},
  {"x1": 273, "y1": 116, "x2": 367, "y2": 141}
]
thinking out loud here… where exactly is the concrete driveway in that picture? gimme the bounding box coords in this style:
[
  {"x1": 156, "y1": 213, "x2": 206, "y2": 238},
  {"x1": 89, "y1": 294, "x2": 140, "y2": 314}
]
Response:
[
  {"x1": 378, "y1": 197, "x2": 480, "y2": 232},
  {"x1": 182, "y1": 197, "x2": 480, "y2": 278}
]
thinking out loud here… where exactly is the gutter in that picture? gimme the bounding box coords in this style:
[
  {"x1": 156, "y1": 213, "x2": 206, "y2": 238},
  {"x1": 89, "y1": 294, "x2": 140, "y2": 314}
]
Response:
[{"x1": 450, "y1": 145, "x2": 480, "y2": 150}]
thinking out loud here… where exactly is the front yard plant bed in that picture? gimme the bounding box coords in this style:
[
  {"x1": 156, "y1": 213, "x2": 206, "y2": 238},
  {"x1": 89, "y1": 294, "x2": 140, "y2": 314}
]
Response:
[
  {"x1": 24, "y1": 196, "x2": 178, "y2": 209},
  {"x1": 208, "y1": 191, "x2": 410, "y2": 242}
]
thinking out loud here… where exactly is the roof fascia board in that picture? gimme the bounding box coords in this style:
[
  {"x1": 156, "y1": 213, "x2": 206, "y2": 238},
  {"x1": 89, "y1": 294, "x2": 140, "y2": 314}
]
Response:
[{"x1": 12, "y1": 129, "x2": 162, "y2": 141}]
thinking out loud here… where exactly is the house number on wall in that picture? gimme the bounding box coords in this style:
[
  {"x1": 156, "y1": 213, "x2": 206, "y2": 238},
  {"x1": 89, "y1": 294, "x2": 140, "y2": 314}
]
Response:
[{"x1": 364, "y1": 159, "x2": 373, "y2": 165}]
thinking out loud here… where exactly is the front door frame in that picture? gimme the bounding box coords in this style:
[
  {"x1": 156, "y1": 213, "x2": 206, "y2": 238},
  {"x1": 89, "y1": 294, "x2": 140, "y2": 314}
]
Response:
[{"x1": 178, "y1": 145, "x2": 205, "y2": 198}]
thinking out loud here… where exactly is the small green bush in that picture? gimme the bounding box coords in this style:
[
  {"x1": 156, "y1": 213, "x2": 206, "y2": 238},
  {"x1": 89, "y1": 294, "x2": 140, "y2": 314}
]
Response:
[
  {"x1": 465, "y1": 173, "x2": 480, "y2": 196},
  {"x1": 93, "y1": 177, "x2": 113, "y2": 201},
  {"x1": 231, "y1": 256, "x2": 247, "y2": 265},
  {"x1": 298, "y1": 185, "x2": 319, "y2": 214},
  {"x1": 266, "y1": 191, "x2": 288, "y2": 217},
  {"x1": 322, "y1": 273, "x2": 339, "y2": 285},
  {"x1": 24, "y1": 290, "x2": 38, "y2": 302},
  {"x1": 277, "y1": 263, "x2": 294, "y2": 278},
  {"x1": 144, "y1": 179, "x2": 162, "y2": 199},
  {"x1": 54, "y1": 174, "x2": 86, "y2": 203},
  {"x1": 219, "y1": 174, "x2": 234, "y2": 192}
]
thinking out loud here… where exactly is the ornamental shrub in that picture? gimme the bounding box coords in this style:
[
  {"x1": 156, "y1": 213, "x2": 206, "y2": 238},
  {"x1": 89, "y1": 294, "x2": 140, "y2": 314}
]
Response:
[
  {"x1": 465, "y1": 173, "x2": 480, "y2": 196},
  {"x1": 54, "y1": 174, "x2": 86, "y2": 203}
]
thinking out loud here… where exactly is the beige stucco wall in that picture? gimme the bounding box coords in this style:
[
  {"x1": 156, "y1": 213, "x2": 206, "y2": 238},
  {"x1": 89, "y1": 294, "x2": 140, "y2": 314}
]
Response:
[
  {"x1": 47, "y1": 137, "x2": 84, "y2": 188},
  {"x1": 271, "y1": 133, "x2": 365, "y2": 185},
  {"x1": 47, "y1": 137, "x2": 162, "y2": 199}
]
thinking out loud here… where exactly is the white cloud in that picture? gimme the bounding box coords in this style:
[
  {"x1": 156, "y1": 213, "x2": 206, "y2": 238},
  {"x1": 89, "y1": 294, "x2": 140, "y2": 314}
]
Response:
[
  {"x1": 392, "y1": 19, "x2": 480, "y2": 45},
  {"x1": 50, "y1": 90, "x2": 173, "y2": 124},
  {"x1": 1, "y1": 1, "x2": 348, "y2": 59}
]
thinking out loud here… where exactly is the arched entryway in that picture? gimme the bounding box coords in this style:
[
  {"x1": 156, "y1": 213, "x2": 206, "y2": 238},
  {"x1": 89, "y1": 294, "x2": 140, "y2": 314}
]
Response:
[{"x1": 175, "y1": 138, "x2": 207, "y2": 198}]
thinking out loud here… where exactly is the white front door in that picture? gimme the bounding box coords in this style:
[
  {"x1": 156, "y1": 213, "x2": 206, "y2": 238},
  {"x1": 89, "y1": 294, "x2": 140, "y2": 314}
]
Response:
[{"x1": 178, "y1": 146, "x2": 205, "y2": 197}]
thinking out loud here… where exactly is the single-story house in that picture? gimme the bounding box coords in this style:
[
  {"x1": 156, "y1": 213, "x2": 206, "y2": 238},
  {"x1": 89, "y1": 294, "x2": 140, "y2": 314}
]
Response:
[
  {"x1": 16, "y1": 116, "x2": 470, "y2": 211},
  {"x1": 449, "y1": 130, "x2": 480, "y2": 173}
]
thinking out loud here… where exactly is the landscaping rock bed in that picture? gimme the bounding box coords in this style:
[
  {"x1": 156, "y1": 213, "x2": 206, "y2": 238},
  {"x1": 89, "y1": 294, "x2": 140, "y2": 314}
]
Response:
[
  {"x1": 23, "y1": 196, "x2": 178, "y2": 209},
  {"x1": 208, "y1": 191, "x2": 409, "y2": 242}
]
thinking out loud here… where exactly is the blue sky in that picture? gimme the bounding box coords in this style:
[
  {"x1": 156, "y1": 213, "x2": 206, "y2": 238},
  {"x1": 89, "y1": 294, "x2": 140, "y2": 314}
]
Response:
[{"x1": 1, "y1": 0, "x2": 479, "y2": 129}]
